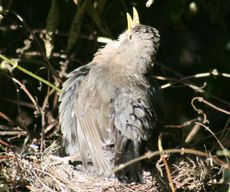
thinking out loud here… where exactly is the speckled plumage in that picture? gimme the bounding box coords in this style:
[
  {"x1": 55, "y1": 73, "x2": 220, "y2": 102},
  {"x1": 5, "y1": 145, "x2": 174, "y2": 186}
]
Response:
[{"x1": 59, "y1": 10, "x2": 163, "y2": 183}]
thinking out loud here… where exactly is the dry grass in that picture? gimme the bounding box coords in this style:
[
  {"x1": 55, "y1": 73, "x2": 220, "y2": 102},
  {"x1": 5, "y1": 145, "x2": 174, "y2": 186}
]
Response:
[{"x1": 0, "y1": 141, "x2": 227, "y2": 192}]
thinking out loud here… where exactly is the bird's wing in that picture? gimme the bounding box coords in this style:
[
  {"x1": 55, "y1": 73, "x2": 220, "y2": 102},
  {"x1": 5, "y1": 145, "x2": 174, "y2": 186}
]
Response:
[
  {"x1": 114, "y1": 87, "x2": 156, "y2": 141},
  {"x1": 104, "y1": 85, "x2": 158, "y2": 183},
  {"x1": 59, "y1": 63, "x2": 92, "y2": 157},
  {"x1": 70, "y1": 67, "x2": 116, "y2": 175},
  {"x1": 74, "y1": 98, "x2": 114, "y2": 175}
]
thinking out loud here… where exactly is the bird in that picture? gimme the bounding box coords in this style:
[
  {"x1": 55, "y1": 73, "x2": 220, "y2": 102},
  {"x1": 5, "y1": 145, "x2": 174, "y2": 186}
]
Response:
[{"x1": 59, "y1": 8, "x2": 164, "y2": 183}]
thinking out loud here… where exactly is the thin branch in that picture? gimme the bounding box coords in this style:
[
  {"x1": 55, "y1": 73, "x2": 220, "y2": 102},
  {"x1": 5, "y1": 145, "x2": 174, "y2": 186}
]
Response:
[
  {"x1": 166, "y1": 118, "x2": 198, "y2": 129},
  {"x1": 0, "y1": 111, "x2": 13, "y2": 124},
  {"x1": 192, "y1": 97, "x2": 230, "y2": 116},
  {"x1": 112, "y1": 148, "x2": 230, "y2": 174},
  {"x1": 191, "y1": 97, "x2": 209, "y2": 124},
  {"x1": 12, "y1": 77, "x2": 41, "y2": 115},
  {"x1": 195, "y1": 122, "x2": 226, "y2": 151},
  {"x1": 158, "y1": 134, "x2": 175, "y2": 192},
  {"x1": 159, "y1": 69, "x2": 230, "y2": 90},
  {"x1": 0, "y1": 54, "x2": 62, "y2": 92},
  {"x1": 185, "y1": 123, "x2": 202, "y2": 143}
]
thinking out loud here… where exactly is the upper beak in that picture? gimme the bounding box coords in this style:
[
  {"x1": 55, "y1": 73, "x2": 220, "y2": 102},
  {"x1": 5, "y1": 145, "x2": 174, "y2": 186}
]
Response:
[
  {"x1": 126, "y1": 7, "x2": 140, "y2": 31},
  {"x1": 126, "y1": 12, "x2": 133, "y2": 31}
]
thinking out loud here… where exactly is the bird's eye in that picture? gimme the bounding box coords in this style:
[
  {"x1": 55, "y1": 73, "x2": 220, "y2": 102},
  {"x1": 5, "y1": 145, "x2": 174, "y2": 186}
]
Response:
[{"x1": 128, "y1": 34, "x2": 132, "y2": 40}]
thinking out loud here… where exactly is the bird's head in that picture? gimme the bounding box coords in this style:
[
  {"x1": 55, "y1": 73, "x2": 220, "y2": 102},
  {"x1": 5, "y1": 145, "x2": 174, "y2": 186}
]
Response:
[
  {"x1": 116, "y1": 8, "x2": 160, "y2": 74},
  {"x1": 94, "y1": 8, "x2": 160, "y2": 75}
]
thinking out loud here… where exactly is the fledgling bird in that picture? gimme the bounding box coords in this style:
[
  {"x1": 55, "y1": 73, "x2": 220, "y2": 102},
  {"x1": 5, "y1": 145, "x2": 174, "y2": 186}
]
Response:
[{"x1": 59, "y1": 8, "x2": 163, "y2": 183}]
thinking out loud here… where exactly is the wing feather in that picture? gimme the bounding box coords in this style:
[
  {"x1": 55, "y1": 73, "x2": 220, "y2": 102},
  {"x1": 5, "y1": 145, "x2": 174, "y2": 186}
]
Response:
[
  {"x1": 59, "y1": 63, "x2": 92, "y2": 156},
  {"x1": 69, "y1": 67, "x2": 116, "y2": 175},
  {"x1": 114, "y1": 86, "x2": 156, "y2": 141}
]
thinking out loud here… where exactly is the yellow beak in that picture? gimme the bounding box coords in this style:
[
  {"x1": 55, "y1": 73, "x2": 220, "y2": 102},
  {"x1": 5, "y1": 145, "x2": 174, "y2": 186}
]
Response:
[
  {"x1": 126, "y1": 13, "x2": 133, "y2": 31},
  {"x1": 126, "y1": 7, "x2": 140, "y2": 31}
]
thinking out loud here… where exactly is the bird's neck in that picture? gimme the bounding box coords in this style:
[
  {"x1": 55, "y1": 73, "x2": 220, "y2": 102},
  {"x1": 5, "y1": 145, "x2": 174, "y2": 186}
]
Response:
[{"x1": 93, "y1": 43, "x2": 152, "y2": 77}]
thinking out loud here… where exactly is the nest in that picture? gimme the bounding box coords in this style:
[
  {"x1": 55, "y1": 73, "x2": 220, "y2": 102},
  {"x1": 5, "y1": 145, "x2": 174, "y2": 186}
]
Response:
[{"x1": 0, "y1": 141, "x2": 228, "y2": 192}]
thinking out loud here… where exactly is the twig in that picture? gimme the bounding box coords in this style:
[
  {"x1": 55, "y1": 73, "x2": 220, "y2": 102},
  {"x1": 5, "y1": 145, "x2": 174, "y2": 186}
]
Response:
[
  {"x1": 191, "y1": 97, "x2": 209, "y2": 124},
  {"x1": 113, "y1": 148, "x2": 230, "y2": 174},
  {"x1": 220, "y1": 117, "x2": 230, "y2": 140},
  {"x1": 195, "y1": 122, "x2": 226, "y2": 151},
  {"x1": 40, "y1": 88, "x2": 56, "y2": 152},
  {"x1": 45, "y1": 121, "x2": 59, "y2": 138},
  {"x1": 10, "y1": 10, "x2": 58, "y2": 78},
  {"x1": 12, "y1": 77, "x2": 41, "y2": 115},
  {"x1": 166, "y1": 118, "x2": 198, "y2": 129},
  {"x1": 146, "y1": 0, "x2": 155, "y2": 7},
  {"x1": 185, "y1": 123, "x2": 202, "y2": 143},
  {"x1": 0, "y1": 97, "x2": 36, "y2": 109},
  {"x1": 0, "y1": 154, "x2": 15, "y2": 159},
  {"x1": 40, "y1": 110, "x2": 46, "y2": 152},
  {"x1": 159, "y1": 69, "x2": 230, "y2": 90},
  {"x1": 0, "y1": 139, "x2": 13, "y2": 148},
  {"x1": 0, "y1": 111, "x2": 13, "y2": 124},
  {"x1": 192, "y1": 97, "x2": 230, "y2": 116},
  {"x1": 33, "y1": 167, "x2": 68, "y2": 190},
  {"x1": 0, "y1": 54, "x2": 61, "y2": 92},
  {"x1": 0, "y1": 130, "x2": 27, "y2": 136},
  {"x1": 158, "y1": 134, "x2": 175, "y2": 192}
]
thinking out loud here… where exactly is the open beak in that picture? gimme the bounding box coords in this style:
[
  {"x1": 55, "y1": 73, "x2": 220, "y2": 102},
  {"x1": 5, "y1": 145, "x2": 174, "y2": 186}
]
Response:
[
  {"x1": 126, "y1": 7, "x2": 140, "y2": 31},
  {"x1": 126, "y1": 12, "x2": 133, "y2": 31}
]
